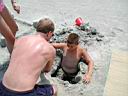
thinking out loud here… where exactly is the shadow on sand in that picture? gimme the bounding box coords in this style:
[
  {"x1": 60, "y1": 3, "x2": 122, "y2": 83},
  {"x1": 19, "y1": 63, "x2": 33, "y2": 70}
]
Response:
[{"x1": 0, "y1": 60, "x2": 10, "y2": 80}]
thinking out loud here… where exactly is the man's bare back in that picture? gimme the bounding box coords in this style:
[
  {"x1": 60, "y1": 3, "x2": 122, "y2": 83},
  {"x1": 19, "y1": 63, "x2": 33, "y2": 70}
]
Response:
[
  {"x1": 0, "y1": 18, "x2": 58, "y2": 96},
  {"x1": 2, "y1": 33, "x2": 56, "y2": 92}
]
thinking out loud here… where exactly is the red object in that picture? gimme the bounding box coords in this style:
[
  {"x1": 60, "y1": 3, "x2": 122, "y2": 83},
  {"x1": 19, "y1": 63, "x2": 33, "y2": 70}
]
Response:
[{"x1": 75, "y1": 17, "x2": 84, "y2": 26}]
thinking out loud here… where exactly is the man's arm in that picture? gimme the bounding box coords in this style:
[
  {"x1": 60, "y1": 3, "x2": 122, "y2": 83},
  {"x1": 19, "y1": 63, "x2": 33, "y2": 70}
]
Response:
[
  {"x1": 43, "y1": 47, "x2": 56, "y2": 72},
  {"x1": 43, "y1": 59, "x2": 54, "y2": 73},
  {"x1": 52, "y1": 43, "x2": 66, "y2": 49},
  {"x1": 11, "y1": 0, "x2": 20, "y2": 14},
  {"x1": 81, "y1": 48, "x2": 94, "y2": 84}
]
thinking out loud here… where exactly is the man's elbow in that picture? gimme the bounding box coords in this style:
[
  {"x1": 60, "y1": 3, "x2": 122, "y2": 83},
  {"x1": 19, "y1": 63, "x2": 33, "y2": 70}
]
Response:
[{"x1": 87, "y1": 60, "x2": 94, "y2": 67}]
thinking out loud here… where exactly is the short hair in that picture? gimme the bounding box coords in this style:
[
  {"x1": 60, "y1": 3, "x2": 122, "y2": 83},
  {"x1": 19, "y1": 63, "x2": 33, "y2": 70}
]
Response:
[
  {"x1": 67, "y1": 33, "x2": 79, "y2": 45},
  {"x1": 36, "y1": 18, "x2": 54, "y2": 33}
]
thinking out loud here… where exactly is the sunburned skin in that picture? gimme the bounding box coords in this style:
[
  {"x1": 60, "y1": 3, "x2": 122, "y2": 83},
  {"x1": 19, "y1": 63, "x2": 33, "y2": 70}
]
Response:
[{"x1": 2, "y1": 33, "x2": 56, "y2": 92}]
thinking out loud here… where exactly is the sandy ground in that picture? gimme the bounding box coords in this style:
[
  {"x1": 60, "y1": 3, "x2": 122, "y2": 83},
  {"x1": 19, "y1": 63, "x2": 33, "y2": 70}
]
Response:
[
  {"x1": 104, "y1": 49, "x2": 128, "y2": 96},
  {"x1": 0, "y1": 0, "x2": 128, "y2": 96}
]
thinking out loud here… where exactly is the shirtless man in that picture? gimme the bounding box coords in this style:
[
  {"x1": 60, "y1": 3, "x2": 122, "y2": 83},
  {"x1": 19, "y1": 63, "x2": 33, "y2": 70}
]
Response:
[
  {"x1": 0, "y1": 18, "x2": 57, "y2": 96},
  {"x1": 51, "y1": 33, "x2": 94, "y2": 84}
]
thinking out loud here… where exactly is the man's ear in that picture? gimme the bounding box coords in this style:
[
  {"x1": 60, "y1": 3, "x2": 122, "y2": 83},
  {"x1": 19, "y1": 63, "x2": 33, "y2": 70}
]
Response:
[
  {"x1": 46, "y1": 31, "x2": 51, "y2": 37},
  {"x1": 49, "y1": 31, "x2": 53, "y2": 36}
]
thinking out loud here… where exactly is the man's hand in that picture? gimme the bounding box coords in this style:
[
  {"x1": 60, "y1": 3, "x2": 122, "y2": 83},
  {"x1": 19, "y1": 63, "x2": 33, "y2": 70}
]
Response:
[
  {"x1": 83, "y1": 74, "x2": 91, "y2": 84},
  {"x1": 12, "y1": 3, "x2": 20, "y2": 14}
]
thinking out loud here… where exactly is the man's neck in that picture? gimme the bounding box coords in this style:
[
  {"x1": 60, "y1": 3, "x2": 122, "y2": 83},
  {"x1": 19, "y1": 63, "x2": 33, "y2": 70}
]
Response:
[
  {"x1": 68, "y1": 47, "x2": 78, "y2": 52},
  {"x1": 36, "y1": 32, "x2": 49, "y2": 41}
]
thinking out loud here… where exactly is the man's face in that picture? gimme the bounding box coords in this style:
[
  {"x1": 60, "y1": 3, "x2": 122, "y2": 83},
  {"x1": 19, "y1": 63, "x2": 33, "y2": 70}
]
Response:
[
  {"x1": 67, "y1": 43, "x2": 78, "y2": 50},
  {"x1": 47, "y1": 31, "x2": 54, "y2": 40}
]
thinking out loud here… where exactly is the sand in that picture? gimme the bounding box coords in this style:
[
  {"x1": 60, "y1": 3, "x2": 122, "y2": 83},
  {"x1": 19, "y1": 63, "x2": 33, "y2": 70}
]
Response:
[
  {"x1": 104, "y1": 49, "x2": 128, "y2": 96},
  {"x1": 0, "y1": 0, "x2": 128, "y2": 96}
]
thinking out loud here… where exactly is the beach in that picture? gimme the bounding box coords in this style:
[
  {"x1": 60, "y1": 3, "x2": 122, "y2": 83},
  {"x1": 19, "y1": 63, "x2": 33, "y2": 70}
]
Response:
[{"x1": 0, "y1": 0, "x2": 128, "y2": 96}]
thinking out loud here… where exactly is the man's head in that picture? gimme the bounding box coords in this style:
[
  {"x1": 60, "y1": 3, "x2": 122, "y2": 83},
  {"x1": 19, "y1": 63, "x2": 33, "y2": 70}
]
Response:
[
  {"x1": 36, "y1": 18, "x2": 54, "y2": 39},
  {"x1": 67, "y1": 33, "x2": 79, "y2": 49}
]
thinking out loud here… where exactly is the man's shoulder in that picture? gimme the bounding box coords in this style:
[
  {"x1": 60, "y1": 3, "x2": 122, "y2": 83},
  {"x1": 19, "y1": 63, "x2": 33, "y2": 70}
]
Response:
[
  {"x1": 44, "y1": 43, "x2": 56, "y2": 53},
  {"x1": 78, "y1": 46, "x2": 87, "y2": 53},
  {"x1": 38, "y1": 42, "x2": 56, "y2": 59},
  {"x1": 16, "y1": 35, "x2": 33, "y2": 42}
]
